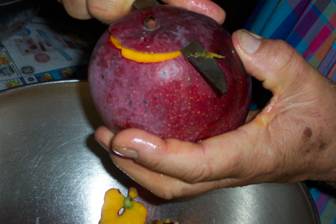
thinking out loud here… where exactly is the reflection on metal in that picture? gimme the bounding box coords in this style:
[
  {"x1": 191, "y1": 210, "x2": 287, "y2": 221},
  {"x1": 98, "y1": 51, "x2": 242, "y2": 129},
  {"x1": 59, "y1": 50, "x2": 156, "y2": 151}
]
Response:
[{"x1": 0, "y1": 0, "x2": 23, "y2": 7}]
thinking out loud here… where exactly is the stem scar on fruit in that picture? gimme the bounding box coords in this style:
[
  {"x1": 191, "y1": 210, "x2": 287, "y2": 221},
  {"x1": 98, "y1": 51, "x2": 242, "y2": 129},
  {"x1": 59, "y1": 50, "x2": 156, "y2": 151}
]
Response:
[
  {"x1": 144, "y1": 15, "x2": 159, "y2": 31},
  {"x1": 109, "y1": 35, "x2": 225, "y2": 63}
]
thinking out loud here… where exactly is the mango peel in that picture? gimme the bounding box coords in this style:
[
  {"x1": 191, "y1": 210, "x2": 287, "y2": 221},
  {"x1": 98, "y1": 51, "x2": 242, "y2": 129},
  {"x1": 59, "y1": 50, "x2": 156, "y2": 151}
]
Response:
[{"x1": 89, "y1": 5, "x2": 251, "y2": 141}]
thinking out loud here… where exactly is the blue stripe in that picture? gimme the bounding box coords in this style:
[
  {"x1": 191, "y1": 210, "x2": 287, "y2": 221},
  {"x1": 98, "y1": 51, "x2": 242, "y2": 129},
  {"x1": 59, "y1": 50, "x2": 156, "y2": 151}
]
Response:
[
  {"x1": 261, "y1": 1, "x2": 294, "y2": 37},
  {"x1": 309, "y1": 188, "x2": 321, "y2": 202},
  {"x1": 270, "y1": 0, "x2": 311, "y2": 39},
  {"x1": 319, "y1": 42, "x2": 336, "y2": 76},
  {"x1": 270, "y1": 11, "x2": 300, "y2": 39},
  {"x1": 287, "y1": 32, "x2": 309, "y2": 52},
  {"x1": 245, "y1": 0, "x2": 282, "y2": 34}
]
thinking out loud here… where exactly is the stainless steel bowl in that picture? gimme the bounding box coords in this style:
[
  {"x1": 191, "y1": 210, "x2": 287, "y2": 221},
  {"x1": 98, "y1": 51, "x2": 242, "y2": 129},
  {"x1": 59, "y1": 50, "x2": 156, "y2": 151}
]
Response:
[{"x1": 0, "y1": 81, "x2": 320, "y2": 224}]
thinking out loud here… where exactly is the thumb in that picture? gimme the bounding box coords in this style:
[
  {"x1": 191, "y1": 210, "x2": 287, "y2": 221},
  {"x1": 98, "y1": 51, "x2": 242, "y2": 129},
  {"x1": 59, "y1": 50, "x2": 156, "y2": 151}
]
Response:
[
  {"x1": 163, "y1": 0, "x2": 225, "y2": 24},
  {"x1": 232, "y1": 30, "x2": 316, "y2": 94},
  {"x1": 87, "y1": 0, "x2": 135, "y2": 23}
]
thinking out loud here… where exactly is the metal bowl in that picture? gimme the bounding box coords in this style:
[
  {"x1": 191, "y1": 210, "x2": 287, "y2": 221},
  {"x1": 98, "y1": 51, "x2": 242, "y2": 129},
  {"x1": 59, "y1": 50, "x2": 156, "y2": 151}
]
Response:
[
  {"x1": 0, "y1": 81, "x2": 320, "y2": 224},
  {"x1": 0, "y1": 0, "x2": 23, "y2": 6}
]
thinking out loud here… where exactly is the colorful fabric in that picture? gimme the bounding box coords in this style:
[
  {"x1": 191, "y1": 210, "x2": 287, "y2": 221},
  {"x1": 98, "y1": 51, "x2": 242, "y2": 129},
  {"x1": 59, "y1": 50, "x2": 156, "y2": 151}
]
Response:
[
  {"x1": 246, "y1": 0, "x2": 336, "y2": 223},
  {"x1": 246, "y1": 0, "x2": 336, "y2": 80}
]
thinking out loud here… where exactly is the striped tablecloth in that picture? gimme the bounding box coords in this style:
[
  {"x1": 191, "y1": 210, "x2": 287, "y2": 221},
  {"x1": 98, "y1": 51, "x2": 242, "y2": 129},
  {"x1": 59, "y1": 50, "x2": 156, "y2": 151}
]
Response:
[{"x1": 245, "y1": 1, "x2": 336, "y2": 223}]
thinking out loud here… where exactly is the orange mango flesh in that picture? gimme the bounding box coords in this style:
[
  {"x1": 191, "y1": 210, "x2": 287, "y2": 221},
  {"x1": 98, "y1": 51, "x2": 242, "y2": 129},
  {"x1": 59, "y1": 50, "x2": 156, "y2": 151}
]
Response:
[
  {"x1": 110, "y1": 36, "x2": 181, "y2": 63},
  {"x1": 99, "y1": 188, "x2": 147, "y2": 224}
]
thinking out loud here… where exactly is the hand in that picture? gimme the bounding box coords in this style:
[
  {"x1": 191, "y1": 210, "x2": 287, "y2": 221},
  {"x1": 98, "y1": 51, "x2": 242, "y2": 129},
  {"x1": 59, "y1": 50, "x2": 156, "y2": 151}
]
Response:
[
  {"x1": 95, "y1": 30, "x2": 336, "y2": 200},
  {"x1": 59, "y1": 0, "x2": 225, "y2": 24}
]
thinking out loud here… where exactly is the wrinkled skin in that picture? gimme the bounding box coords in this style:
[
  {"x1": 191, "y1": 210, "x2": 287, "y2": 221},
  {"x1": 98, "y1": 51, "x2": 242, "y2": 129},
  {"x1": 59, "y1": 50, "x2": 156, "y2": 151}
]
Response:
[{"x1": 62, "y1": 0, "x2": 336, "y2": 199}]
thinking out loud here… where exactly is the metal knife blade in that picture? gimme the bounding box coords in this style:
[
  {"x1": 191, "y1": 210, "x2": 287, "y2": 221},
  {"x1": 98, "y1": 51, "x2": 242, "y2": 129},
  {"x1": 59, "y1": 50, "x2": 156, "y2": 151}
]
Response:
[
  {"x1": 133, "y1": 0, "x2": 159, "y2": 10},
  {"x1": 181, "y1": 41, "x2": 227, "y2": 95}
]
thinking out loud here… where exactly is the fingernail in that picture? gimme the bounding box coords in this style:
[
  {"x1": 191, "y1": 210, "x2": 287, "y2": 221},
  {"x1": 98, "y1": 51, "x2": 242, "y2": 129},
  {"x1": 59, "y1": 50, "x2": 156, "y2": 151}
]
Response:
[
  {"x1": 112, "y1": 147, "x2": 138, "y2": 159},
  {"x1": 238, "y1": 30, "x2": 262, "y2": 54}
]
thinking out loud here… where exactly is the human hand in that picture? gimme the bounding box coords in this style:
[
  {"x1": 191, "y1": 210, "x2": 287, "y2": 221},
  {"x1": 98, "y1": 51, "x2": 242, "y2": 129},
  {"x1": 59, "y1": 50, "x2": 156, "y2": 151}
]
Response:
[
  {"x1": 59, "y1": 0, "x2": 225, "y2": 24},
  {"x1": 95, "y1": 29, "x2": 336, "y2": 199}
]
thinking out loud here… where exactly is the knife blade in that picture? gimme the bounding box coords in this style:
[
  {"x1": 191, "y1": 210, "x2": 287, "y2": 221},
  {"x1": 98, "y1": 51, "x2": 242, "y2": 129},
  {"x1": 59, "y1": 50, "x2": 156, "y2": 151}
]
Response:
[
  {"x1": 181, "y1": 41, "x2": 227, "y2": 95},
  {"x1": 133, "y1": 0, "x2": 159, "y2": 10}
]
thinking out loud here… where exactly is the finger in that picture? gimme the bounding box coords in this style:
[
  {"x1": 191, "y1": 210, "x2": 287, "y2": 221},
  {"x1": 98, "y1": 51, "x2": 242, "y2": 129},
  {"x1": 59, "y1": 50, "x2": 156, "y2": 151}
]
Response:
[
  {"x1": 95, "y1": 127, "x2": 241, "y2": 198},
  {"x1": 95, "y1": 127, "x2": 205, "y2": 182},
  {"x1": 87, "y1": 0, "x2": 135, "y2": 23},
  {"x1": 101, "y1": 124, "x2": 273, "y2": 184},
  {"x1": 163, "y1": 0, "x2": 225, "y2": 24},
  {"x1": 62, "y1": 0, "x2": 91, "y2": 20},
  {"x1": 95, "y1": 126, "x2": 115, "y2": 150},
  {"x1": 111, "y1": 155, "x2": 241, "y2": 199},
  {"x1": 232, "y1": 29, "x2": 318, "y2": 94}
]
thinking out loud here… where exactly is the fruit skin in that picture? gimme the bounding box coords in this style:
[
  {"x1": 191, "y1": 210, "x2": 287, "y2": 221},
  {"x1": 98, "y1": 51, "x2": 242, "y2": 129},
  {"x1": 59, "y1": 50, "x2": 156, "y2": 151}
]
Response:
[{"x1": 89, "y1": 5, "x2": 251, "y2": 142}]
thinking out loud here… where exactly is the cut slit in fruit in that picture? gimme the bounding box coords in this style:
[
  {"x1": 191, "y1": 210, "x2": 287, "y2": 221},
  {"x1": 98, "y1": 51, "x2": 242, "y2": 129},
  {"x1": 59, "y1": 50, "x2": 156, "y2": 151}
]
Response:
[
  {"x1": 109, "y1": 35, "x2": 181, "y2": 63},
  {"x1": 109, "y1": 35, "x2": 224, "y2": 64}
]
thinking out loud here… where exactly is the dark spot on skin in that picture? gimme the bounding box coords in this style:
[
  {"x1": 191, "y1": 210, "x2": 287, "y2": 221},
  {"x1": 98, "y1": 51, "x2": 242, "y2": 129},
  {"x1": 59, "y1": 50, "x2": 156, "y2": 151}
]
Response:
[
  {"x1": 318, "y1": 141, "x2": 328, "y2": 151},
  {"x1": 100, "y1": 73, "x2": 105, "y2": 80},
  {"x1": 304, "y1": 147, "x2": 312, "y2": 153},
  {"x1": 302, "y1": 127, "x2": 313, "y2": 142}
]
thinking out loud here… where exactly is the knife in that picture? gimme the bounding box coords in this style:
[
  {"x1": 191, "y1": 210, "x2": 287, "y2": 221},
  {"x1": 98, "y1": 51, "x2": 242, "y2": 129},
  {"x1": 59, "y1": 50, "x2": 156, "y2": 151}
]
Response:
[
  {"x1": 132, "y1": 0, "x2": 228, "y2": 95},
  {"x1": 181, "y1": 41, "x2": 227, "y2": 95}
]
